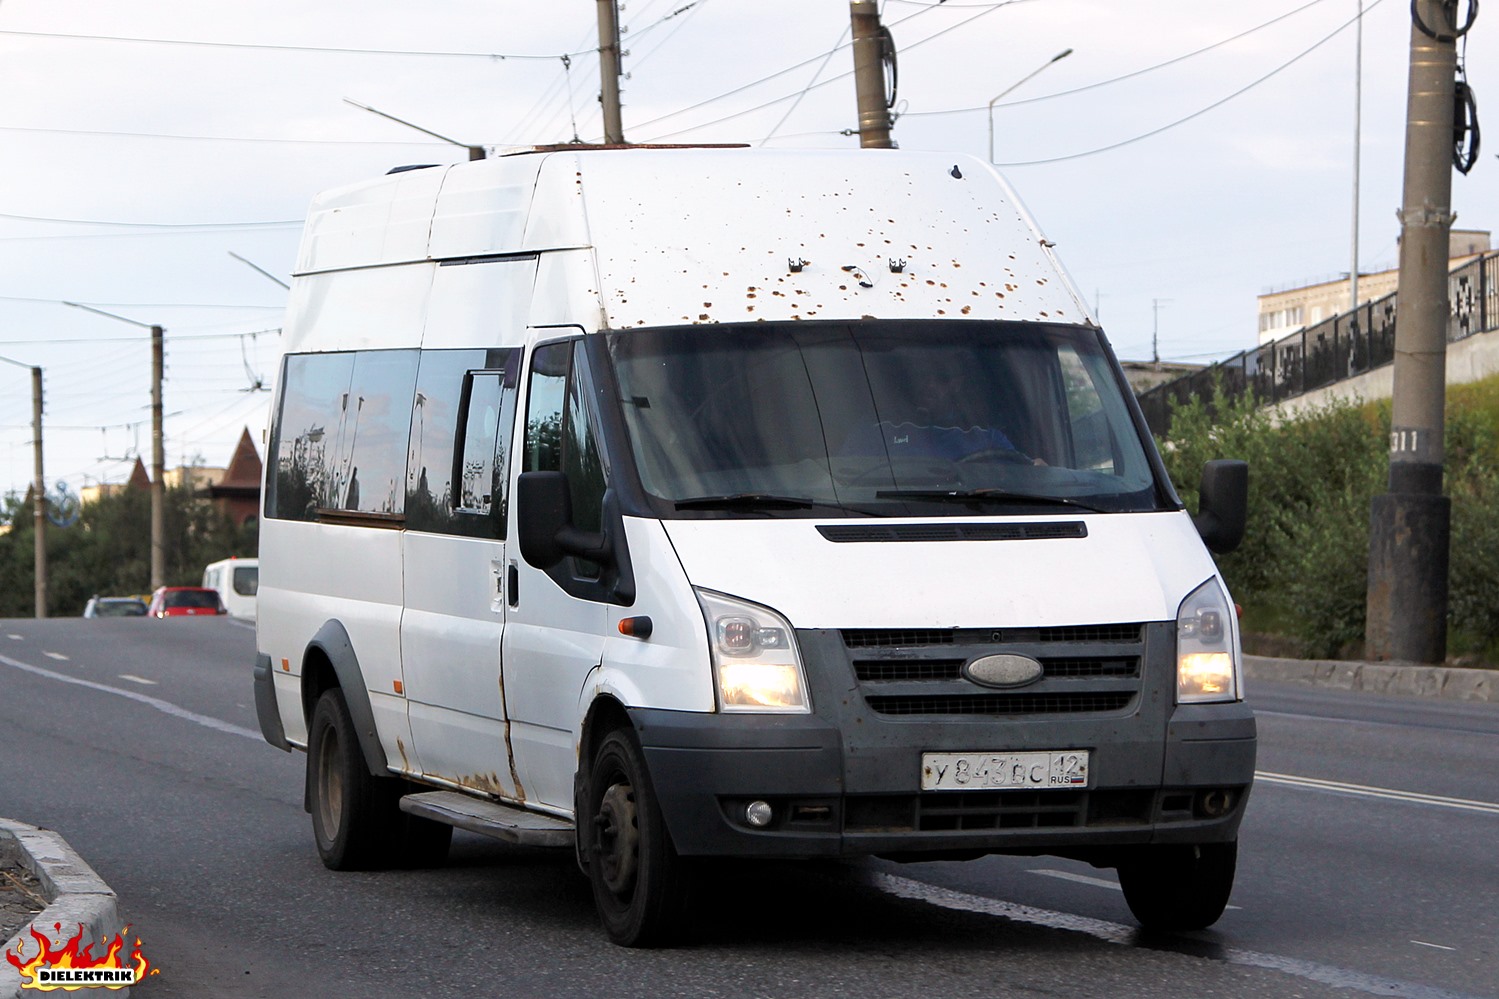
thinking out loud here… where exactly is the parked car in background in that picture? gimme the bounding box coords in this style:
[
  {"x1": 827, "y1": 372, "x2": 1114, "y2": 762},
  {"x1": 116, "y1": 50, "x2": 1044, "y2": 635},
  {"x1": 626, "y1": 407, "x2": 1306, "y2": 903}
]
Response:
[
  {"x1": 82, "y1": 596, "x2": 148, "y2": 618},
  {"x1": 202, "y1": 557, "x2": 258, "y2": 620},
  {"x1": 148, "y1": 586, "x2": 226, "y2": 618}
]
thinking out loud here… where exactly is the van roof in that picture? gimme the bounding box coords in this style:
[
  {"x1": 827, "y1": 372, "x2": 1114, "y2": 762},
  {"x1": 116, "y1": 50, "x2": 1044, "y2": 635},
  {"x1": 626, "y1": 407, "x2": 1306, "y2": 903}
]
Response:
[{"x1": 292, "y1": 147, "x2": 1090, "y2": 332}]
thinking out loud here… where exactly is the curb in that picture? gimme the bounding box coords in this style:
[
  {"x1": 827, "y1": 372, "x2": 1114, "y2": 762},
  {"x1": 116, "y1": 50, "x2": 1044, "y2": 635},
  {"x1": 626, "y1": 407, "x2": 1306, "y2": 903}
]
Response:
[
  {"x1": 1245, "y1": 654, "x2": 1497, "y2": 703},
  {"x1": 0, "y1": 819, "x2": 128, "y2": 998}
]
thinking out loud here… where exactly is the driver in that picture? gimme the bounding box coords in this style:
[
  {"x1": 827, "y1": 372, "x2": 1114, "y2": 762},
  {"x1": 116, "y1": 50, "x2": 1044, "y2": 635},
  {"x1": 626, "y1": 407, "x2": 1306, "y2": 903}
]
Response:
[{"x1": 845, "y1": 364, "x2": 1028, "y2": 462}]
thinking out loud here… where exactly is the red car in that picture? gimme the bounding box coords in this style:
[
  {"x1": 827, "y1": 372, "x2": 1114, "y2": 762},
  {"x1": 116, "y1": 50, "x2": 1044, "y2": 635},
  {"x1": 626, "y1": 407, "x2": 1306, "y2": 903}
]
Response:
[{"x1": 148, "y1": 586, "x2": 227, "y2": 618}]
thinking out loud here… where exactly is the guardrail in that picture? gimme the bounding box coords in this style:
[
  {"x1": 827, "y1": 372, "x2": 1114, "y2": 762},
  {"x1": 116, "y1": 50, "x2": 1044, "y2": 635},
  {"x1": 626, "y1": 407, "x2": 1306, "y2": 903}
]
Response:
[{"x1": 1138, "y1": 251, "x2": 1499, "y2": 437}]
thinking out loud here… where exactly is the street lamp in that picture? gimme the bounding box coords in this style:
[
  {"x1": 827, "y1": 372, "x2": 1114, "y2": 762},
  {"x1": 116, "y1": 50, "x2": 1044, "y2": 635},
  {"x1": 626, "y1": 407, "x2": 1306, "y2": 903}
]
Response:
[
  {"x1": 1, "y1": 354, "x2": 46, "y2": 617},
  {"x1": 64, "y1": 302, "x2": 167, "y2": 591},
  {"x1": 988, "y1": 48, "x2": 1073, "y2": 164}
]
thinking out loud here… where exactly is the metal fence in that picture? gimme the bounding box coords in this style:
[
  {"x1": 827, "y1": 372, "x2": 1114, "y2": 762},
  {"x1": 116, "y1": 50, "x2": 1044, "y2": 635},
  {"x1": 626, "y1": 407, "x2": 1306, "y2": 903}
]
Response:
[{"x1": 1137, "y1": 251, "x2": 1499, "y2": 437}]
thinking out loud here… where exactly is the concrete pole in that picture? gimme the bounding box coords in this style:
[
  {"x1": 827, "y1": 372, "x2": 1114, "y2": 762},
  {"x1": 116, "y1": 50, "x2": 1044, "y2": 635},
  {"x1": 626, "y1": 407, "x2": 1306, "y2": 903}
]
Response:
[
  {"x1": 597, "y1": 0, "x2": 625, "y2": 144},
  {"x1": 850, "y1": 0, "x2": 893, "y2": 148},
  {"x1": 1349, "y1": 0, "x2": 1363, "y2": 317},
  {"x1": 151, "y1": 325, "x2": 165, "y2": 591},
  {"x1": 1365, "y1": 0, "x2": 1459, "y2": 663},
  {"x1": 31, "y1": 366, "x2": 46, "y2": 618}
]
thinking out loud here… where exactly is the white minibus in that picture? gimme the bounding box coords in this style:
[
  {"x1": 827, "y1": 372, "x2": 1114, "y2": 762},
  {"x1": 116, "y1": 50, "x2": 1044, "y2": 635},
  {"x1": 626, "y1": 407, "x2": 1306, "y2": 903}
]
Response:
[
  {"x1": 203, "y1": 557, "x2": 258, "y2": 620},
  {"x1": 253, "y1": 146, "x2": 1253, "y2": 946}
]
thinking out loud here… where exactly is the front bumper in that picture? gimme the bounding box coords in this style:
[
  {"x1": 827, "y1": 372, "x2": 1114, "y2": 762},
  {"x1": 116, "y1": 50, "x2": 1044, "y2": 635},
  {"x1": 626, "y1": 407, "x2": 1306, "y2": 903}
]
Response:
[{"x1": 632, "y1": 624, "x2": 1256, "y2": 859}]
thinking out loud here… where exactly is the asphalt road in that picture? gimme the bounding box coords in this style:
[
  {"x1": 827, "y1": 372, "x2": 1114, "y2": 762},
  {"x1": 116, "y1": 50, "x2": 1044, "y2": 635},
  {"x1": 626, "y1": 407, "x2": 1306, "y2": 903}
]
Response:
[{"x1": 2, "y1": 617, "x2": 1495, "y2": 999}]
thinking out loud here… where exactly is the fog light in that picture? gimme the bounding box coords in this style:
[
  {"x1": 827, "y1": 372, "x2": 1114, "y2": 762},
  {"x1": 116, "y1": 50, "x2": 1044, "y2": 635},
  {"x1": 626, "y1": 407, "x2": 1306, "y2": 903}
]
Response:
[
  {"x1": 1197, "y1": 789, "x2": 1235, "y2": 818},
  {"x1": 745, "y1": 800, "x2": 774, "y2": 828}
]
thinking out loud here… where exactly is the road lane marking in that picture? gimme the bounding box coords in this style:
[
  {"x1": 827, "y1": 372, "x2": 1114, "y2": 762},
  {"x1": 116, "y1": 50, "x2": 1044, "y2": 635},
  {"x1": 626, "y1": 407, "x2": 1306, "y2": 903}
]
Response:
[
  {"x1": 43, "y1": 651, "x2": 69, "y2": 661},
  {"x1": 1029, "y1": 868, "x2": 1242, "y2": 909},
  {"x1": 6, "y1": 634, "x2": 22, "y2": 641},
  {"x1": 1031, "y1": 869, "x2": 1122, "y2": 891},
  {"x1": 1256, "y1": 771, "x2": 1499, "y2": 816},
  {"x1": 873, "y1": 872, "x2": 1483, "y2": 999},
  {"x1": 1412, "y1": 941, "x2": 1457, "y2": 952},
  {"x1": 118, "y1": 674, "x2": 158, "y2": 686},
  {"x1": 0, "y1": 651, "x2": 261, "y2": 741}
]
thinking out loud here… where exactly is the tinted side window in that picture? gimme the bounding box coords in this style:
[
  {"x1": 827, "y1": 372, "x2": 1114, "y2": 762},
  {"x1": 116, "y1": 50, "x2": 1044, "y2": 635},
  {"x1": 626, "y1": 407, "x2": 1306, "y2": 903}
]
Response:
[
  {"x1": 268, "y1": 352, "x2": 356, "y2": 521},
  {"x1": 524, "y1": 340, "x2": 607, "y2": 573},
  {"x1": 406, "y1": 348, "x2": 520, "y2": 539},
  {"x1": 407, "y1": 349, "x2": 480, "y2": 534},
  {"x1": 266, "y1": 350, "x2": 418, "y2": 521},
  {"x1": 338, "y1": 351, "x2": 420, "y2": 515}
]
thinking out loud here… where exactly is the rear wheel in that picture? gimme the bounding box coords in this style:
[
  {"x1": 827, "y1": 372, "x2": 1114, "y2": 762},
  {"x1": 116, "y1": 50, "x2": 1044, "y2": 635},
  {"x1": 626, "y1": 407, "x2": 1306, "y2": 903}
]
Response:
[
  {"x1": 1117, "y1": 840, "x2": 1237, "y2": 932},
  {"x1": 308, "y1": 689, "x2": 451, "y2": 870},
  {"x1": 583, "y1": 729, "x2": 692, "y2": 947}
]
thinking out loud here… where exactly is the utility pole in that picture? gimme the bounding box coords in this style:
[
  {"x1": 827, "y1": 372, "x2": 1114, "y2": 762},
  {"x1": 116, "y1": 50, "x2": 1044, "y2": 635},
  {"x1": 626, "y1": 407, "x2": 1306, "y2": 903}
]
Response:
[
  {"x1": 151, "y1": 324, "x2": 165, "y2": 591},
  {"x1": 1349, "y1": 0, "x2": 1364, "y2": 316},
  {"x1": 850, "y1": 0, "x2": 893, "y2": 148},
  {"x1": 2, "y1": 354, "x2": 46, "y2": 617},
  {"x1": 1152, "y1": 299, "x2": 1170, "y2": 365},
  {"x1": 597, "y1": 0, "x2": 625, "y2": 144},
  {"x1": 31, "y1": 366, "x2": 46, "y2": 617},
  {"x1": 1365, "y1": 0, "x2": 1469, "y2": 663},
  {"x1": 64, "y1": 303, "x2": 167, "y2": 592}
]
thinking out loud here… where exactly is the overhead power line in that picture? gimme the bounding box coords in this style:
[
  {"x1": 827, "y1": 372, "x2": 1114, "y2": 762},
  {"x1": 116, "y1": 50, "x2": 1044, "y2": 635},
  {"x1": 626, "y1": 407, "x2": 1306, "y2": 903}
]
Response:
[
  {"x1": 639, "y1": 0, "x2": 1024, "y2": 141},
  {"x1": 0, "y1": 28, "x2": 588, "y2": 60},
  {"x1": 0, "y1": 211, "x2": 300, "y2": 229},
  {"x1": 902, "y1": 0, "x2": 1337, "y2": 119},
  {"x1": 994, "y1": 0, "x2": 1387, "y2": 166}
]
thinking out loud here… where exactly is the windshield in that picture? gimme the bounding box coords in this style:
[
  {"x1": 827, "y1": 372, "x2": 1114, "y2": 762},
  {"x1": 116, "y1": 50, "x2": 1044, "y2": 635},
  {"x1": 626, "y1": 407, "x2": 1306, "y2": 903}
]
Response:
[{"x1": 605, "y1": 321, "x2": 1164, "y2": 517}]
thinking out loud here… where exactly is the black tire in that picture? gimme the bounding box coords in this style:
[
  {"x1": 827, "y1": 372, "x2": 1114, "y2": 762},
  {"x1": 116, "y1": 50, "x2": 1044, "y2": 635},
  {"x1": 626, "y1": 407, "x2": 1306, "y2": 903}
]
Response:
[
  {"x1": 583, "y1": 729, "x2": 692, "y2": 947},
  {"x1": 308, "y1": 688, "x2": 407, "y2": 870},
  {"x1": 1117, "y1": 840, "x2": 1237, "y2": 932}
]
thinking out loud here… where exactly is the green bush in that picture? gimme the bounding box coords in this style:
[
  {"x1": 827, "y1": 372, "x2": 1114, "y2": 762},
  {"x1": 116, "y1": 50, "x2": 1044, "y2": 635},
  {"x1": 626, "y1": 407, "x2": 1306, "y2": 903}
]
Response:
[{"x1": 1161, "y1": 375, "x2": 1499, "y2": 664}]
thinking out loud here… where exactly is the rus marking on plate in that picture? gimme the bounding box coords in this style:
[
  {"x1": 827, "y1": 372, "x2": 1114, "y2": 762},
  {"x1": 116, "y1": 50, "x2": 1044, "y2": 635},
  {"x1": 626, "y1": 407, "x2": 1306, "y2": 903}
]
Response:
[{"x1": 921, "y1": 750, "x2": 1089, "y2": 791}]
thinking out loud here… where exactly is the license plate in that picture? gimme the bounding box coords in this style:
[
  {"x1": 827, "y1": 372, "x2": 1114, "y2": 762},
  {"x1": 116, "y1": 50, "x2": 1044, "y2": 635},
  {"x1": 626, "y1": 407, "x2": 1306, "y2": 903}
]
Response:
[{"x1": 921, "y1": 750, "x2": 1089, "y2": 791}]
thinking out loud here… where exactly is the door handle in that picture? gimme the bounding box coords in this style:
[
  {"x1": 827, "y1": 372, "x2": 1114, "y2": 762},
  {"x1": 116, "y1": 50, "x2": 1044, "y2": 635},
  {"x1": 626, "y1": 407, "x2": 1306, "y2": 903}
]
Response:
[{"x1": 507, "y1": 563, "x2": 519, "y2": 607}]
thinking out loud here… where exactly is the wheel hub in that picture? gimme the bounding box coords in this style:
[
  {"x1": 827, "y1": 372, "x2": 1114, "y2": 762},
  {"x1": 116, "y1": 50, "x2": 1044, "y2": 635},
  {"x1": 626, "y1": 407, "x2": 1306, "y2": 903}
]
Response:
[{"x1": 594, "y1": 781, "x2": 639, "y2": 895}]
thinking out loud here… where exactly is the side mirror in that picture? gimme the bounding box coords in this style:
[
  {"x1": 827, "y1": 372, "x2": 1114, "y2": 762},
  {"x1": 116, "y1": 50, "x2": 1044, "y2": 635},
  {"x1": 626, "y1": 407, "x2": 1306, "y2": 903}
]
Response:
[
  {"x1": 1193, "y1": 459, "x2": 1248, "y2": 555},
  {"x1": 517, "y1": 471, "x2": 611, "y2": 569}
]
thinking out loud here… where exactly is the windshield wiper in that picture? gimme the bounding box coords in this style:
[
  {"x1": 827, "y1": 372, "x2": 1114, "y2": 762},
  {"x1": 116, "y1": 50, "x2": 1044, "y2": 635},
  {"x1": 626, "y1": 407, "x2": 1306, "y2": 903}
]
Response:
[
  {"x1": 875, "y1": 488, "x2": 1109, "y2": 513},
  {"x1": 674, "y1": 493, "x2": 819, "y2": 511}
]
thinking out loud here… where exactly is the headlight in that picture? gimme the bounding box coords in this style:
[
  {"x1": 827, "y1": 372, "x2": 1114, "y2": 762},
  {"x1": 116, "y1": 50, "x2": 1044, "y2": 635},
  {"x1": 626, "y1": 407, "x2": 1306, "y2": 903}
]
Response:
[
  {"x1": 696, "y1": 589, "x2": 811, "y2": 713},
  {"x1": 1176, "y1": 578, "x2": 1241, "y2": 703}
]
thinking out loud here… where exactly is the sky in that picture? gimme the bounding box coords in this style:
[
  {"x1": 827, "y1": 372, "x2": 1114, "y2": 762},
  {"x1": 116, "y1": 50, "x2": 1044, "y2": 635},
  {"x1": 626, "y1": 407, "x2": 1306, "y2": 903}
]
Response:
[{"x1": 0, "y1": 0, "x2": 1495, "y2": 503}]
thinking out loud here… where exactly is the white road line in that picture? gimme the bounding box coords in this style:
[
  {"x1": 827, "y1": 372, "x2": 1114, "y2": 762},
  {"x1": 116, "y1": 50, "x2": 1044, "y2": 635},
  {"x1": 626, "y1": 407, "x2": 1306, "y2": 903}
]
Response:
[
  {"x1": 873, "y1": 873, "x2": 1481, "y2": 999},
  {"x1": 118, "y1": 674, "x2": 158, "y2": 686},
  {"x1": 1256, "y1": 771, "x2": 1499, "y2": 816},
  {"x1": 1030, "y1": 868, "x2": 1122, "y2": 891},
  {"x1": 43, "y1": 651, "x2": 69, "y2": 661},
  {"x1": 1412, "y1": 940, "x2": 1458, "y2": 952},
  {"x1": 6, "y1": 634, "x2": 23, "y2": 641},
  {"x1": 1028, "y1": 868, "x2": 1241, "y2": 910},
  {"x1": 0, "y1": 652, "x2": 261, "y2": 741}
]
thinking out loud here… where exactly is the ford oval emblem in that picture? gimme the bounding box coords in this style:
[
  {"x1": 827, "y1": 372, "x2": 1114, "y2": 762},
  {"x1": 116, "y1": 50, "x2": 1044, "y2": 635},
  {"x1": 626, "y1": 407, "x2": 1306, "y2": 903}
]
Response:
[{"x1": 964, "y1": 654, "x2": 1044, "y2": 689}]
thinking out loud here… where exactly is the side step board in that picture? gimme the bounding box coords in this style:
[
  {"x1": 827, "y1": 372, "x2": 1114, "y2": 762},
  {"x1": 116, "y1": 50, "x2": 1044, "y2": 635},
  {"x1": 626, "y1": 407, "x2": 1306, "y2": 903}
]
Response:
[{"x1": 399, "y1": 791, "x2": 574, "y2": 848}]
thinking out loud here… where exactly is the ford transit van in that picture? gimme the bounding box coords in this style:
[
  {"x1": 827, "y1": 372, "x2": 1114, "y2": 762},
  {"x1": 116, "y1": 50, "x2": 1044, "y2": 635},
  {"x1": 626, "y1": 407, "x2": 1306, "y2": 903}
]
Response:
[{"x1": 252, "y1": 146, "x2": 1253, "y2": 946}]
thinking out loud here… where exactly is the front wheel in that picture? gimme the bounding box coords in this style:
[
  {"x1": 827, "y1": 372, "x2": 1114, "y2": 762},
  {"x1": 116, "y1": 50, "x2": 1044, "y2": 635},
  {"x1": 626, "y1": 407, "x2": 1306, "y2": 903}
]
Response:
[
  {"x1": 583, "y1": 729, "x2": 692, "y2": 947},
  {"x1": 1117, "y1": 840, "x2": 1237, "y2": 932}
]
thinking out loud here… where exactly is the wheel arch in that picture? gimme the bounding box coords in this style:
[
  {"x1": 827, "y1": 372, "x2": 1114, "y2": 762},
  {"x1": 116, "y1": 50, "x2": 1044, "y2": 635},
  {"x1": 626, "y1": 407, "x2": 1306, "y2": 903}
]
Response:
[{"x1": 300, "y1": 619, "x2": 388, "y2": 778}]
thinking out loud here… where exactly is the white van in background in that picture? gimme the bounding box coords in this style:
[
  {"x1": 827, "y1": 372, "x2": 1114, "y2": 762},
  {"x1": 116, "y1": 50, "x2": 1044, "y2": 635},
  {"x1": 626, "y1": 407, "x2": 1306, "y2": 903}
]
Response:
[
  {"x1": 203, "y1": 557, "x2": 258, "y2": 620},
  {"x1": 252, "y1": 146, "x2": 1253, "y2": 947}
]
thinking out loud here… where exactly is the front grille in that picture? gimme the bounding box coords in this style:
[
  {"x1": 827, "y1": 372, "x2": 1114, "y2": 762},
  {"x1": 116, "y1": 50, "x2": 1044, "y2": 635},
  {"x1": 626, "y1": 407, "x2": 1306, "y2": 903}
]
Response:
[
  {"x1": 840, "y1": 622, "x2": 1147, "y2": 717},
  {"x1": 842, "y1": 623, "x2": 1143, "y2": 648},
  {"x1": 844, "y1": 789, "x2": 1156, "y2": 833},
  {"x1": 853, "y1": 658, "x2": 1138, "y2": 682},
  {"x1": 866, "y1": 692, "x2": 1135, "y2": 716}
]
